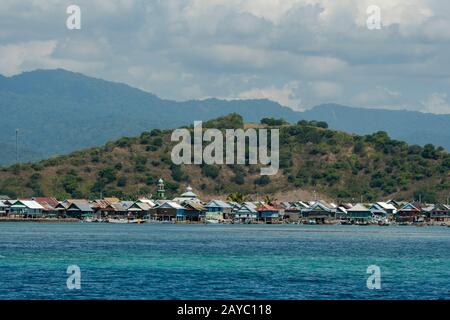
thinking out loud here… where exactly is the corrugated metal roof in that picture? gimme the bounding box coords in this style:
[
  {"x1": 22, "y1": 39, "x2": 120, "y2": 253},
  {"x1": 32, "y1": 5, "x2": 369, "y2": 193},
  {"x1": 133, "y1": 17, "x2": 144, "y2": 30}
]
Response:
[
  {"x1": 67, "y1": 202, "x2": 93, "y2": 212},
  {"x1": 256, "y1": 203, "x2": 278, "y2": 211},
  {"x1": 104, "y1": 197, "x2": 120, "y2": 204},
  {"x1": 205, "y1": 200, "x2": 232, "y2": 208},
  {"x1": 138, "y1": 199, "x2": 156, "y2": 207},
  {"x1": 244, "y1": 202, "x2": 257, "y2": 209},
  {"x1": 376, "y1": 202, "x2": 397, "y2": 210},
  {"x1": 11, "y1": 200, "x2": 45, "y2": 210},
  {"x1": 183, "y1": 201, "x2": 206, "y2": 211},
  {"x1": 109, "y1": 203, "x2": 129, "y2": 211},
  {"x1": 399, "y1": 202, "x2": 421, "y2": 212},
  {"x1": 348, "y1": 203, "x2": 370, "y2": 212},
  {"x1": 156, "y1": 201, "x2": 185, "y2": 209},
  {"x1": 20, "y1": 197, "x2": 59, "y2": 210},
  {"x1": 308, "y1": 201, "x2": 334, "y2": 212},
  {"x1": 235, "y1": 203, "x2": 257, "y2": 213},
  {"x1": 129, "y1": 202, "x2": 152, "y2": 211}
]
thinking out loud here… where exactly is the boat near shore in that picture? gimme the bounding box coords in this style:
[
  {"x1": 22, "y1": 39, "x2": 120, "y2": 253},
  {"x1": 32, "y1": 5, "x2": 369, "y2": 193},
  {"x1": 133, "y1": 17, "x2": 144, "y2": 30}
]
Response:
[
  {"x1": 108, "y1": 218, "x2": 145, "y2": 224},
  {"x1": 81, "y1": 217, "x2": 107, "y2": 223}
]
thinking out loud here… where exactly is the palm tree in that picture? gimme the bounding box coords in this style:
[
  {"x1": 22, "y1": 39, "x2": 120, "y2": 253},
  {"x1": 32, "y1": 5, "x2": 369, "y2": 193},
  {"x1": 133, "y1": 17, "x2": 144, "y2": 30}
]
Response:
[
  {"x1": 227, "y1": 192, "x2": 246, "y2": 204},
  {"x1": 264, "y1": 195, "x2": 277, "y2": 206}
]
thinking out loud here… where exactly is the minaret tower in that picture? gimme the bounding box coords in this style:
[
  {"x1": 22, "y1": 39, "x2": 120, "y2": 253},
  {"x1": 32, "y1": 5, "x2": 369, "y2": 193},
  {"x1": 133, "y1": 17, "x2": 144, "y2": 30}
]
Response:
[{"x1": 157, "y1": 178, "x2": 166, "y2": 199}]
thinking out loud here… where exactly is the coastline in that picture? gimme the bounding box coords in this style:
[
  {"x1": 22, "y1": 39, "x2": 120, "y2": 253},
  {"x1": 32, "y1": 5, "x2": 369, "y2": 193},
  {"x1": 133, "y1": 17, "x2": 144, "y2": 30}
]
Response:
[
  {"x1": 0, "y1": 217, "x2": 447, "y2": 227},
  {"x1": 0, "y1": 217, "x2": 79, "y2": 223}
]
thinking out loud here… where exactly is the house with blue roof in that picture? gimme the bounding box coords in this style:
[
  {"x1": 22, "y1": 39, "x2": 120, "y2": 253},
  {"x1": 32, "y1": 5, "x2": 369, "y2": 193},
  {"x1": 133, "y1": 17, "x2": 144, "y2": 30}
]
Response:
[
  {"x1": 302, "y1": 201, "x2": 336, "y2": 224},
  {"x1": 151, "y1": 200, "x2": 185, "y2": 221},
  {"x1": 205, "y1": 200, "x2": 233, "y2": 219},
  {"x1": 205, "y1": 200, "x2": 233, "y2": 213},
  {"x1": 232, "y1": 203, "x2": 257, "y2": 223},
  {"x1": 395, "y1": 202, "x2": 422, "y2": 223}
]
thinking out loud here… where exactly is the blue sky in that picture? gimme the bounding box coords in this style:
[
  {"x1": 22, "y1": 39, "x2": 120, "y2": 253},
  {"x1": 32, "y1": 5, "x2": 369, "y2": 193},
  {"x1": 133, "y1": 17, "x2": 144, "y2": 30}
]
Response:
[{"x1": 1, "y1": 0, "x2": 450, "y2": 113}]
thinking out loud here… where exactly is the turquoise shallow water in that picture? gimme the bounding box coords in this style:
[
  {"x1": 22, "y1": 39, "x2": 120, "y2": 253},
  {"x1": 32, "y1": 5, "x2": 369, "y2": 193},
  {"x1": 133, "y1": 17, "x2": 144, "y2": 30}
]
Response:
[{"x1": 0, "y1": 223, "x2": 449, "y2": 300}]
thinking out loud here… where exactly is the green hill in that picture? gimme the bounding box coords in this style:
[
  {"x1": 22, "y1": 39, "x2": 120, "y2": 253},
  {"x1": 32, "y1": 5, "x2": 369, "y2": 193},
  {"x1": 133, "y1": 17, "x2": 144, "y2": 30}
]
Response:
[{"x1": 0, "y1": 114, "x2": 449, "y2": 203}]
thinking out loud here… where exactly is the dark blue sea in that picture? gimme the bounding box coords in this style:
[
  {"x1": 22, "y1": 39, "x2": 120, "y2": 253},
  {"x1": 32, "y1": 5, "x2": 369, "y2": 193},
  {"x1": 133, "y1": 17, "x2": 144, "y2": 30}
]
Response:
[{"x1": 0, "y1": 223, "x2": 449, "y2": 300}]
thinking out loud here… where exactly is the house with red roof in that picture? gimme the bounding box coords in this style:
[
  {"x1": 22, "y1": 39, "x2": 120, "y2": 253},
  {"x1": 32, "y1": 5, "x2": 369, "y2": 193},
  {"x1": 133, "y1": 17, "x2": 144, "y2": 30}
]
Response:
[{"x1": 256, "y1": 203, "x2": 280, "y2": 223}]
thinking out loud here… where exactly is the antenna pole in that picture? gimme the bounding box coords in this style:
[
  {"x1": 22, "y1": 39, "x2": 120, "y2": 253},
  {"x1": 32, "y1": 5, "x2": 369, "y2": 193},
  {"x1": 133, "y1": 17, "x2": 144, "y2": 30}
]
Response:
[{"x1": 15, "y1": 129, "x2": 19, "y2": 163}]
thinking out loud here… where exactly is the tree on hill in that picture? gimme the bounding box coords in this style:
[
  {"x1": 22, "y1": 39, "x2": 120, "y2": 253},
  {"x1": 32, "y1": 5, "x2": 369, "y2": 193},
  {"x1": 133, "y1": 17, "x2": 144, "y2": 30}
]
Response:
[
  {"x1": 261, "y1": 117, "x2": 288, "y2": 126},
  {"x1": 264, "y1": 195, "x2": 277, "y2": 206},
  {"x1": 227, "y1": 192, "x2": 246, "y2": 204},
  {"x1": 297, "y1": 120, "x2": 328, "y2": 128},
  {"x1": 204, "y1": 113, "x2": 244, "y2": 129}
]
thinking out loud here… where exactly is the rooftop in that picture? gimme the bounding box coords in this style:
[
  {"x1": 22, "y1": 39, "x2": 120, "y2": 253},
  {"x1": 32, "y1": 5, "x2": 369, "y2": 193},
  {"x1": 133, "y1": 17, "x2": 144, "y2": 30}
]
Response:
[{"x1": 180, "y1": 186, "x2": 198, "y2": 198}]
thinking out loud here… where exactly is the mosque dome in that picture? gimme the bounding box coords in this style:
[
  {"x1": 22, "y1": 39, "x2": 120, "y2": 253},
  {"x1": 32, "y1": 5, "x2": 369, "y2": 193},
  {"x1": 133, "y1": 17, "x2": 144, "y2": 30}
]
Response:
[{"x1": 181, "y1": 186, "x2": 197, "y2": 198}]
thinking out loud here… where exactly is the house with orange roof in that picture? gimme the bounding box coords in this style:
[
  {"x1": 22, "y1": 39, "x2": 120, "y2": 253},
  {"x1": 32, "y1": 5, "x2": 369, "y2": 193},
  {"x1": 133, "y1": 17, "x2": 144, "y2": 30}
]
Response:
[{"x1": 256, "y1": 203, "x2": 280, "y2": 223}]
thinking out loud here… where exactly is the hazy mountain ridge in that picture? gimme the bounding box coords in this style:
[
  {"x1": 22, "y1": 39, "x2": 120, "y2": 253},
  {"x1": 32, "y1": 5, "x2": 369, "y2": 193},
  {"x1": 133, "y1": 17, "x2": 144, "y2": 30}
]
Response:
[
  {"x1": 1, "y1": 69, "x2": 450, "y2": 165},
  {"x1": 303, "y1": 104, "x2": 450, "y2": 149},
  {"x1": 0, "y1": 142, "x2": 42, "y2": 165}
]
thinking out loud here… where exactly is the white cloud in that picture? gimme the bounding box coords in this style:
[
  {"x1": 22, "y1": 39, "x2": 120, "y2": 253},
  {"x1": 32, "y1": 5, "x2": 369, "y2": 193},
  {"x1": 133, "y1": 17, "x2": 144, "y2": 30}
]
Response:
[
  {"x1": 422, "y1": 93, "x2": 450, "y2": 114},
  {"x1": 0, "y1": 40, "x2": 105, "y2": 77},
  {"x1": 182, "y1": 0, "x2": 433, "y2": 29},
  {"x1": 0, "y1": 41, "x2": 57, "y2": 76},
  {"x1": 351, "y1": 86, "x2": 406, "y2": 109},
  {"x1": 232, "y1": 81, "x2": 303, "y2": 110},
  {"x1": 309, "y1": 81, "x2": 342, "y2": 99},
  {"x1": 0, "y1": 0, "x2": 450, "y2": 114}
]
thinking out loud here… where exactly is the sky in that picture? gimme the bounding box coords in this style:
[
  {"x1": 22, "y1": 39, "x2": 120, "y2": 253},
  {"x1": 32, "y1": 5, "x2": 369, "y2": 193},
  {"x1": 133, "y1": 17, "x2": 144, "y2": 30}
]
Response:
[{"x1": 1, "y1": 0, "x2": 450, "y2": 113}]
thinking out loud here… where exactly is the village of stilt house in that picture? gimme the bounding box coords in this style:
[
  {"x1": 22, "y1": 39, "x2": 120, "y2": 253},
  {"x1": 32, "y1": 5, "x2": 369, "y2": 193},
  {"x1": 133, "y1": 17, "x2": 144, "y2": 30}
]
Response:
[{"x1": 1, "y1": 178, "x2": 449, "y2": 226}]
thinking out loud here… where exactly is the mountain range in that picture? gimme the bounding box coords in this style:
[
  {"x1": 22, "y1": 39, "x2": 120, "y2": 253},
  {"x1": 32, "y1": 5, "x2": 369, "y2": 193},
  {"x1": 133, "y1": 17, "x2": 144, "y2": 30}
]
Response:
[{"x1": 1, "y1": 69, "x2": 450, "y2": 166}]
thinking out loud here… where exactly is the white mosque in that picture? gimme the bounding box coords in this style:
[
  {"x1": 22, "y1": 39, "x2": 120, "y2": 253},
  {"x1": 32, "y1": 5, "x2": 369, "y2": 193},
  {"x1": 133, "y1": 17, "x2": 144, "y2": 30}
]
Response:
[{"x1": 172, "y1": 186, "x2": 201, "y2": 204}]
